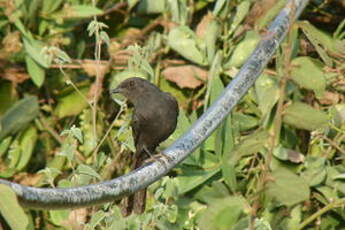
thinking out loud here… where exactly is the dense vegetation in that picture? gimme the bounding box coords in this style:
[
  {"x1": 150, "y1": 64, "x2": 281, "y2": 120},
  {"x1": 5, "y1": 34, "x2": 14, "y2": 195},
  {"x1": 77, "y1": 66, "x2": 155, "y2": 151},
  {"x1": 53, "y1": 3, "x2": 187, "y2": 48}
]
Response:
[{"x1": 0, "y1": 0, "x2": 344, "y2": 229}]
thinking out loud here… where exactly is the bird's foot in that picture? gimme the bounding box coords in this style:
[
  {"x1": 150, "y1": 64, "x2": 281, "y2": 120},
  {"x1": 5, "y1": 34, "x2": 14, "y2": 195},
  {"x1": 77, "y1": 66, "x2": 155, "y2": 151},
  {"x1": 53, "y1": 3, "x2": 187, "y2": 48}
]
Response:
[{"x1": 143, "y1": 152, "x2": 172, "y2": 166}]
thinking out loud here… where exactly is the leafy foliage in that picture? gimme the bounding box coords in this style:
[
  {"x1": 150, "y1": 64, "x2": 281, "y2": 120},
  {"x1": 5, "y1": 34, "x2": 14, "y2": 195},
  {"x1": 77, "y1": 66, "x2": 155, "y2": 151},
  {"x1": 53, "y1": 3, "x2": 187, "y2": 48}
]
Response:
[{"x1": 0, "y1": 0, "x2": 345, "y2": 229}]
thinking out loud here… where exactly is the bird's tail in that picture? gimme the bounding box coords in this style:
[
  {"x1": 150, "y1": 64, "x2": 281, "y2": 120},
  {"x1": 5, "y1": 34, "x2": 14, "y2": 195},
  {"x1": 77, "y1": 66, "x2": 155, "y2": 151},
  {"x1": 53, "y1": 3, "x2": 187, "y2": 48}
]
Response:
[{"x1": 120, "y1": 149, "x2": 147, "y2": 217}]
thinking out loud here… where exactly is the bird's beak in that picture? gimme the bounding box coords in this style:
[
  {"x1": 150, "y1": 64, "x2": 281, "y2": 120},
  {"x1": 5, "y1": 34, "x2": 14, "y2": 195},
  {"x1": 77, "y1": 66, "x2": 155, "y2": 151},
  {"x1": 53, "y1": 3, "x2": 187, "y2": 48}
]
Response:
[{"x1": 111, "y1": 87, "x2": 122, "y2": 94}]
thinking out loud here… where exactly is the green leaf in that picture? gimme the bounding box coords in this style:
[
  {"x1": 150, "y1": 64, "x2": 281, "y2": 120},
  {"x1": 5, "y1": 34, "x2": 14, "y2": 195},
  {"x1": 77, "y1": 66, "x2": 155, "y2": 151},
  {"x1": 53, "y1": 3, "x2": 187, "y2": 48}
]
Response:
[
  {"x1": 0, "y1": 81, "x2": 17, "y2": 115},
  {"x1": 267, "y1": 167, "x2": 310, "y2": 206},
  {"x1": 76, "y1": 164, "x2": 101, "y2": 180},
  {"x1": 255, "y1": 73, "x2": 279, "y2": 115},
  {"x1": 168, "y1": 26, "x2": 207, "y2": 66},
  {"x1": 87, "y1": 210, "x2": 106, "y2": 229},
  {"x1": 299, "y1": 21, "x2": 340, "y2": 65},
  {"x1": 55, "y1": 86, "x2": 89, "y2": 118},
  {"x1": 283, "y1": 102, "x2": 328, "y2": 131},
  {"x1": 7, "y1": 140, "x2": 21, "y2": 169},
  {"x1": 205, "y1": 19, "x2": 221, "y2": 63},
  {"x1": 198, "y1": 196, "x2": 247, "y2": 230},
  {"x1": 231, "y1": 130, "x2": 269, "y2": 163},
  {"x1": 257, "y1": 0, "x2": 287, "y2": 30},
  {"x1": 25, "y1": 56, "x2": 45, "y2": 87},
  {"x1": 137, "y1": 0, "x2": 166, "y2": 14},
  {"x1": 233, "y1": 113, "x2": 259, "y2": 131},
  {"x1": 70, "y1": 125, "x2": 83, "y2": 143},
  {"x1": 0, "y1": 136, "x2": 12, "y2": 157},
  {"x1": 23, "y1": 38, "x2": 50, "y2": 68},
  {"x1": 0, "y1": 184, "x2": 29, "y2": 230},
  {"x1": 0, "y1": 96, "x2": 39, "y2": 140},
  {"x1": 221, "y1": 161, "x2": 237, "y2": 192},
  {"x1": 204, "y1": 74, "x2": 224, "y2": 153},
  {"x1": 67, "y1": 5, "x2": 103, "y2": 18},
  {"x1": 227, "y1": 0, "x2": 251, "y2": 36},
  {"x1": 177, "y1": 167, "x2": 220, "y2": 195},
  {"x1": 301, "y1": 157, "x2": 326, "y2": 187},
  {"x1": 16, "y1": 126, "x2": 38, "y2": 170},
  {"x1": 291, "y1": 57, "x2": 326, "y2": 98},
  {"x1": 225, "y1": 31, "x2": 260, "y2": 68},
  {"x1": 42, "y1": 0, "x2": 63, "y2": 14},
  {"x1": 273, "y1": 145, "x2": 304, "y2": 163},
  {"x1": 49, "y1": 209, "x2": 70, "y2": 226}
]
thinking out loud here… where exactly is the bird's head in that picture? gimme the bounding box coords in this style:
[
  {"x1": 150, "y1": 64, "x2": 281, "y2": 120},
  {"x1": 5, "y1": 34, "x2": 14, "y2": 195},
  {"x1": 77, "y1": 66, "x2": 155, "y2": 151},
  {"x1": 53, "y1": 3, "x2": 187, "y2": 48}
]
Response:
[{"x1": 111, "y1": 77, "x2": 149, "y2": 103}]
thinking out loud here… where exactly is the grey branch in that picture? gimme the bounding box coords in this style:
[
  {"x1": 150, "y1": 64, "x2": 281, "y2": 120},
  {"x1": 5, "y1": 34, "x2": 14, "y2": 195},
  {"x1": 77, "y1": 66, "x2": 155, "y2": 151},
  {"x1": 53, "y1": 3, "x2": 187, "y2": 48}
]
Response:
[{"x1": 0, "y1": 0, "x2": 309, "y2": 209}]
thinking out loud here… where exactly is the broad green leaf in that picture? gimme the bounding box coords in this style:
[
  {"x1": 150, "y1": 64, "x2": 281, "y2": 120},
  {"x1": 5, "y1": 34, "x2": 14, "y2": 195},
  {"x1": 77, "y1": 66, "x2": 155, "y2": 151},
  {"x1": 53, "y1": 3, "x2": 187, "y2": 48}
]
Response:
[
  {"x1": 267, "y1": 167, "x2": 310, "y2": 206},
  {"x1": 168, "y1": 26, "x2": 207, "y2": 65},
  {"x1": 273, "y1": 145, "x2": 304, "y2": 163},
  {"x1": 168, "y1": 0, "x2": 188, "y2": 25},
  {"x1": 177, "y1": 167, "x2": 220, "y2": 195},
  {"x1": 299, "y1": 21, "x2": 342, "y2": 65},
  {"x1": 283, "y1": 102, "x2": 328, "y2": 131},
  {"x1": 49, "y1": 209, "x2": 70, "y2": 226},
  {"x1": 231, "y1": 130, "x2": 269, "y2": 163},
  {"x1": 331, "y1": 103, "x2": 345, "y2": 127},
  {"x1": 25, "y1": 56, "x2": 45, "y2": 87},
  {"x1": 221, "y1": 161, "x2": 237, "y2": 192},
  {"x1": 16, "y1": 126, "x2": 37, "y2": 170},
  {"x1": 0, "y1": 96, "x2": 39, "y2": 140},
  {"x1": 227, "y1": 0, "x2": 251, "y2": 36},
  {"x1": 291, "y1": 56, "x2": 326, "y2": 98},
  {"x1": 195, "y1": 181, "x2": 229, "y2": 203},
  {"x1": 67, "y1": 5, "x2": 103, "y2": 18},
  {"x1": 137, "y1": 0, "x2": 166, "y2": 14},
  {"x1": 23, "y1": 38, "x2": 50, "y2": 68},
  {"x1": 0, "y1": 184, "x2": 29, "y2": 230},
  {"x1": 87, "y1": 210, "x2": 106, "y2": 229},
  {"x1": 325, "y1": 167, "x2": 345, "y2": 196},
  {"x1": 205, "y1": 19, "x2": 221, "y2": 63},
  {"x1": 301, "y1": 157, "x2": 326, "y2": 187},
  {"x1": 42, "y1": 0, "x2": 63, "y2": 14},
  {"x1": 213, "y1": 0, "x2": 227, "y2": 16},
  {"x1": 204, "y1": 53, "x2": 224, "y2": 157},
  {"x1": 0, "y1": 81, "x2": 17, "y2": 115},
  {"x1": 55, "y1": 86, "x2": 89, "y2": 118},
  {"x1": 0, "y1": 136, "x2": 12, "y2": 157},
  {"x1": 79, "y1": 109, "x2": 97, "y2": 156},
  {"x1": 198, "y1": 196, "x2": 247, "y2": 230},
  {"x1": 255, "y1": 73, "x2": 279, "y2": 116},
  {"x1": 225, "y1": 30, "x2": 260, "y2": 68},
  {"x1": 7, "y1": 140, "x2": 21, "y2": 169},
  {"x1": 232, "y1": 113, "x2": 259, "y2": 131},
  {"x1": 70, "y1": 125, "x2": 83, "y2": 143},
  {"x1": 76, "y1": 164, "x2": 101, "y2": 180}
]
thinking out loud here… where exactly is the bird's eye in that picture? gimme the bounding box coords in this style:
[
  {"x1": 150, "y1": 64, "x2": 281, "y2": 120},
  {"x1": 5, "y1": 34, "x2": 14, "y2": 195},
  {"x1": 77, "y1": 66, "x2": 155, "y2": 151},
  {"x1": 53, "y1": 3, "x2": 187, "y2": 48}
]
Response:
[{"x1": 129, "y1": 80, "x2": 135, "y2": 87}]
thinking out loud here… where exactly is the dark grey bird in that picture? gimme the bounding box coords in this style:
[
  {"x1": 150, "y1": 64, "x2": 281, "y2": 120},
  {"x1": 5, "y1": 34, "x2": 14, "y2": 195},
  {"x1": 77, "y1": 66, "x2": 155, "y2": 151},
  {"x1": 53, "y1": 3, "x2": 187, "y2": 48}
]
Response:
[{"x1": 111, "y1": 77, "x2": 179, "y2": 216}]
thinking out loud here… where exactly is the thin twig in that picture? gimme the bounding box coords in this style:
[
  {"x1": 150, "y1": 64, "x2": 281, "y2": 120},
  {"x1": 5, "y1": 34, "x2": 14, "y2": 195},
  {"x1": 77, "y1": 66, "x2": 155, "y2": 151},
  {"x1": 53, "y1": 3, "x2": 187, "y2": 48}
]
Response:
[{"x1": 92, "y1": 105, "x2": 125, "y2": 156}]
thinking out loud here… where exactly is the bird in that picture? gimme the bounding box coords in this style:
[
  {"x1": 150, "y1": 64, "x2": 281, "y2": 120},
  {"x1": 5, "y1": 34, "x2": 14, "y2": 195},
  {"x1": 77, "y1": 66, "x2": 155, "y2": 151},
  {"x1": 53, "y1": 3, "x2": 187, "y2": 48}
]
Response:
[{"x1": 111, "y1": 77, "x2": 179, "y2": 216}]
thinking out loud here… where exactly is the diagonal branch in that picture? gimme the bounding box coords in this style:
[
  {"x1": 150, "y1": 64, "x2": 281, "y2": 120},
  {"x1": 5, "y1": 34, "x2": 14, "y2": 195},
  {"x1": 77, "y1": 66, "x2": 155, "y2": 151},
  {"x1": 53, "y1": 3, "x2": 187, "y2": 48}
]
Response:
[{"x1": 0, "y1": 0, "x2": 309, "y2": 209}]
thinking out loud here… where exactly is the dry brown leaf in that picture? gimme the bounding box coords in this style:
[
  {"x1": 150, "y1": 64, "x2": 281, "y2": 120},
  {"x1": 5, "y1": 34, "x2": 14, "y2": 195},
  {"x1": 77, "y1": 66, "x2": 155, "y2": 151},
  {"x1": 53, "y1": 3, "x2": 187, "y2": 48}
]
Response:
[
  {"x1": 81, "y1": 60, "x2": 110, "y2": 77},
  {"x1": 196, "y1": 12, "x2": 213, "y2": 38},
  {"x1": 318, "y1": 91, "x2": 340, "y2": 105},
  {"x1": 287, "y1": 150, "x2": 305, "y2": 163},
  {"x1": 2, "y1": 31, "x2": 22, "y2": 54},
  {"x1": 3, "y1": 67, "x2": 29, "y2": 83},
  {"x1": 246, "y1": 0, "x2": 277, "y2": 27},
  {"x1": 62, "y1": 208, "x2": 88, "y2": 230},
  {"x1": 162, "y1": 65, "x2": 208, "y2": 89},
  {"x1": 15, "y1": 173, "x2": 43, "y2": 186}
]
